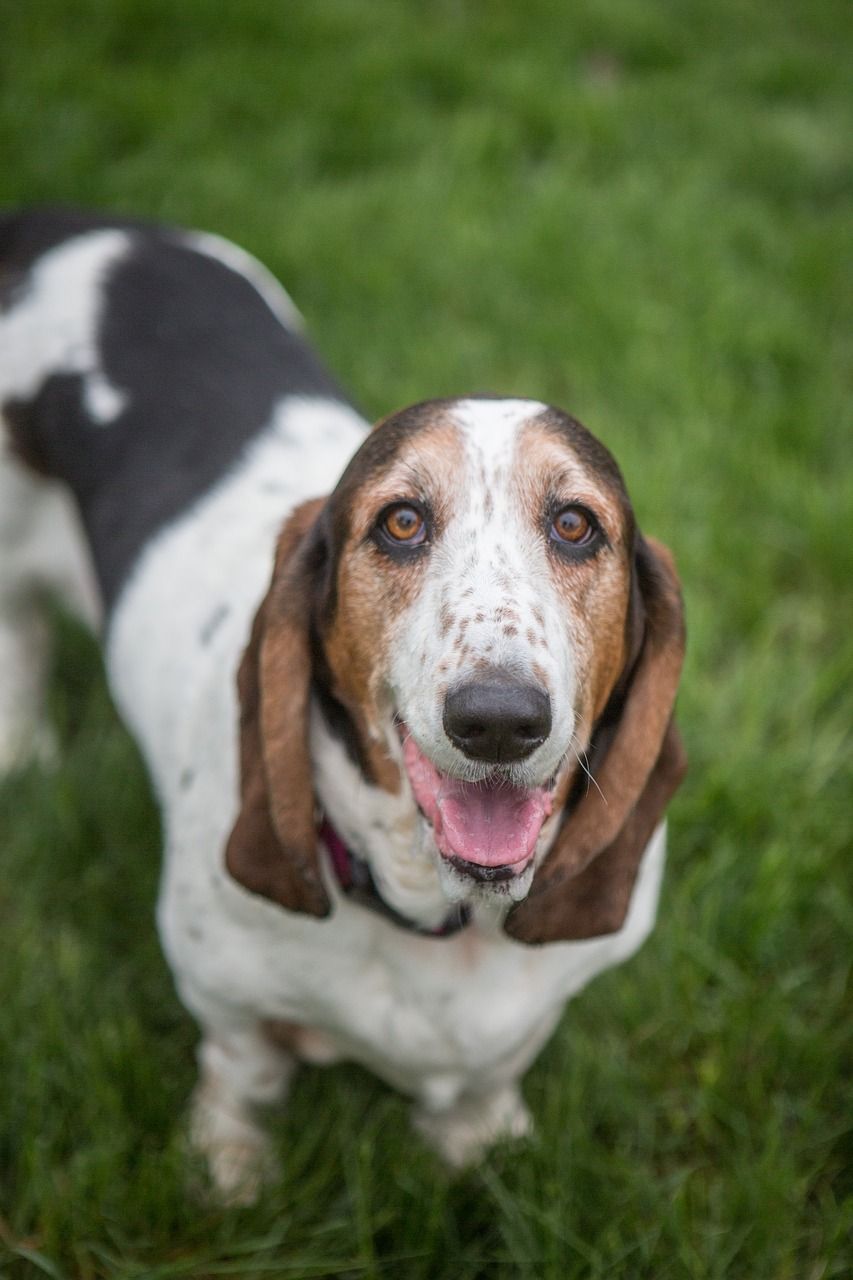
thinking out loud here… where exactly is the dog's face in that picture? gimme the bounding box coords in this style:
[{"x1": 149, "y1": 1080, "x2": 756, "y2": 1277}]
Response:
[
  {"x1": 226, "y1": 397, "x2": 686, "y2": 944},
  {"x1": 318, "y1": 399, "x2": 636, "y2": 903}
]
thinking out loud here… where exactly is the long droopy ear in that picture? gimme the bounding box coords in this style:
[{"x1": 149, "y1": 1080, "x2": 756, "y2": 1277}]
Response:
[
  {"x1": 505, "y1": 536, "x2": 687, "y2": 945},
  {"x1": 224, "y1": 498, "x2": 331, "y2": 918}
]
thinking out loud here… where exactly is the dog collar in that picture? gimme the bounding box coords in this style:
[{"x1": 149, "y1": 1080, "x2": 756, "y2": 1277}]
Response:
[{"x1": 319, "y1": 819, "x2": 471, "y2": 938}]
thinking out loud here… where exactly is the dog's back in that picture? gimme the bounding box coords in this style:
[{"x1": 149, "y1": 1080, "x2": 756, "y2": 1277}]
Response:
[
  {"x1": 0, "y1": 208, "x2": 352, "y2": 608},
  {"x1": 0, "y1": 209, "x2": 366, "y2": 773}
]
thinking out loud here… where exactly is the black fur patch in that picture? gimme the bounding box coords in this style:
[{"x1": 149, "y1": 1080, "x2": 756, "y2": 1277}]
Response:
[{"x1": 0, "y1": 208, "x2": 354, "y2": 609}]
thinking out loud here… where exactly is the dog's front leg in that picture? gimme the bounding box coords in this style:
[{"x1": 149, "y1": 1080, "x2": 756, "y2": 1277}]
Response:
[
  {"x1": 412, "y1": 1079, "x2": 533, "y2": 1169},
  {"x1": 188, "y1": 1023, "x2": 295, "y2": 1204},
  {"x1": 0, "y1": 596, "x2": 56, "y2": 773}
]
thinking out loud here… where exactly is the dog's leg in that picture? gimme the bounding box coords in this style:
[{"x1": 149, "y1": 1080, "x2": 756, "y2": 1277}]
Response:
[
  {"x1": 0, "y1": 443, "x2": 100, "y2": 774},
  {"x1": 0, "y1": 597, "x2": 55, "y2": 773},
  {"x1": 413, "y1": 1079, "x2": 533, "y2": 1168},
  {"x1": 0, "y1": 450, "x2": 55, "y2": 773},
  {"x1": 189, "y1": 1024, "x2": 296, "y2": 1205}
]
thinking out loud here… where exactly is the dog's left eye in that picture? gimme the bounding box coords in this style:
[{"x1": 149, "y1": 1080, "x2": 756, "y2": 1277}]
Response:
[
  {"x1": 551, "y1": 505, "x2": 596, "y2": 547},
  {"x1": 379, "y1": 503, "x2": 427, "y2": 546}
]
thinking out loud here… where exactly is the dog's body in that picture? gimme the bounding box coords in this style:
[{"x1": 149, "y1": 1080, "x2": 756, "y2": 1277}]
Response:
[{"x1": 0, "y1": 210, "x2": 685, "y2": 1196}]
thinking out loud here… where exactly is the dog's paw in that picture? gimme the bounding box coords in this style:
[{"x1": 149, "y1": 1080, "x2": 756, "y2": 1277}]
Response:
[
  {"x1": 187, "y1": 1082, "x2": 278, "y2": 1206},
  {"x1": 413, "y1": 1084, "x2": 532, "y2": 1169},
  {"x1": 203, "y1": 1133, "x2": 277, "y2": 1207},
  {"x1": 0, "y1": 720, "x2": 58, "y2": 777}
]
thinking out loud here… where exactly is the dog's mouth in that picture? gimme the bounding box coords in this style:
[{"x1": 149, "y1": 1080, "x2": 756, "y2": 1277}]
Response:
[{"x1": 400, "y1": 729, "x2": 555, "y2": 880}]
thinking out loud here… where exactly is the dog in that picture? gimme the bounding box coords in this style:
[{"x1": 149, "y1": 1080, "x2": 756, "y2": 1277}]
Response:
[{"x1": 0, "y1": 208, "x2": 686, "y2": 1199}]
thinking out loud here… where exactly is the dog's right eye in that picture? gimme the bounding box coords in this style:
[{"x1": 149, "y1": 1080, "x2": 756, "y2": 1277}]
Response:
[{"x1": 378, "y1": 503, "x2": 428, "y2": 547}]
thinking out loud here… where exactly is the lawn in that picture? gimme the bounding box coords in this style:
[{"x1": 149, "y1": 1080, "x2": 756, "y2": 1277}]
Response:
[{"x1": 0, "y1": 1, "x2": 851, "y2": 1276}]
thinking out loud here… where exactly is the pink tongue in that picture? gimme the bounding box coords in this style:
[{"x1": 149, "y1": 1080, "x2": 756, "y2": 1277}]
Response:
[{"x1": 403, "y1": 734, "x2": 552, "y2": 868}]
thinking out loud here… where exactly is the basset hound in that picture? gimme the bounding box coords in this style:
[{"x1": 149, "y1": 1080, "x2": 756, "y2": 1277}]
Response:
[{"x1": 0, "y1": 209, "x2": 686, "y2": 1199}]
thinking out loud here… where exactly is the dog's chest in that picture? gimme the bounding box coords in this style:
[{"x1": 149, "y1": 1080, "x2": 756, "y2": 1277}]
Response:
[
  {"x1": 162, "y1": 822, "x2": 666, "y2": 1101},
  {"x1": 169, "y1": 877, "x2": 575, "y2": 1090}
]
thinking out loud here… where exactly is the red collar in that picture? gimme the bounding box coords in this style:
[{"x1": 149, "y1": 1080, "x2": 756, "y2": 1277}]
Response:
[{"x1": 319, "y1": 819, "x2": 470, "y2": 938}]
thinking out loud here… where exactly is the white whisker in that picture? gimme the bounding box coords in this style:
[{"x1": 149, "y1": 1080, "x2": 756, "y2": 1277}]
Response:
[{"x1": 570, "y1": 734, "x2": 607, "y2": 804}]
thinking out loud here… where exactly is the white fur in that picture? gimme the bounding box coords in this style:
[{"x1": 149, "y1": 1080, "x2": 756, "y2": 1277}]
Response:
[
  {"x1": 0, "y1": 240, "x2": 668, "y2": 1193},
  {"x1": 106, "y1": 395, "x2": 366, "y2": 807},
  {"x1": 0, "y1": 230, "x2": 131, "y2": 424}
]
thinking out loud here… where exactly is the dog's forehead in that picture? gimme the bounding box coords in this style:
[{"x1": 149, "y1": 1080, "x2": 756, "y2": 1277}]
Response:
[
  {"x1": 448, "y1": 396, "x2": 550, "y2": 465},
  {"x1": 332, "y1": 396, "x2": 629, "y2": 518},
  {"x1": 447, "y1": 399, "x2": 630, "y2": 518}
]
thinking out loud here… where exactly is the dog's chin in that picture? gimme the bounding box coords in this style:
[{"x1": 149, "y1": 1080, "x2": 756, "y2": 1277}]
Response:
[
  {"x1": 432, "y1": 841, "x2": 538, "y2": 906},
  {"x1": 399, "y1": 725, "x2": 556, "y2": 905}
]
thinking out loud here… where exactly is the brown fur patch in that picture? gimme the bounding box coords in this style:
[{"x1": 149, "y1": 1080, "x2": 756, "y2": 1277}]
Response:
[
  {"x1": 225, "y1": 499, "x2": 331, "y2": 917},
  {"x1": 320, "y1": 413, "x2": 466, "y2": 773}
]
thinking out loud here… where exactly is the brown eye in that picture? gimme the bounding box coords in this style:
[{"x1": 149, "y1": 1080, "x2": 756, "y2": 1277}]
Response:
[
  {"x1": 382, "y1": 504, "x2": 426, "y2": 545},
  {"x1": 551, "y1": 505, "x2": 594, "y2": 545}
]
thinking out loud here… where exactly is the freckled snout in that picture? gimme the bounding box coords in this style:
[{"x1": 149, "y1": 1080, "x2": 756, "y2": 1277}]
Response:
[{"x1": 443, "y1": 672, "x2": 552, "y2": 764}]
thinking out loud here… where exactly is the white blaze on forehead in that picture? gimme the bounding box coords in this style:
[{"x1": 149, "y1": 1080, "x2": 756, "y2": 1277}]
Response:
[
  {"x1": 445, "y1": 396, "x2": 553, "y2": 612},
  {"x1": 450, "y1": 397, "x2": 549, "y2": 464},
  {"x1": 0, "y1": 230, "x2": 132, "y2": 425}
]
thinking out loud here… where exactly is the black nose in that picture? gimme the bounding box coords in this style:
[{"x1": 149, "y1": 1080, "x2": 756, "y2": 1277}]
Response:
[{"x1": 443, "y1": 674, "x2": 552, "y2": 764}]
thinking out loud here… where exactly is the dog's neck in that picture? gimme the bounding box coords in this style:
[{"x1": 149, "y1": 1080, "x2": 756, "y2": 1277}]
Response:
[
  {"x1": 309, "y1": 700, "x2": 458, "y2": 930},
  {"x1": 319, "y1": 818, "x2": 470, "y2": 936}
]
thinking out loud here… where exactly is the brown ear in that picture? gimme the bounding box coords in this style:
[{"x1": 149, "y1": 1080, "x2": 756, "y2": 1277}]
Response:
[
  {"x1": 505, "y1": 535, "x2": 687, "y2": 945},
  {"x1": 224, "y1": 498, "x2": 331, "y2": 917}
]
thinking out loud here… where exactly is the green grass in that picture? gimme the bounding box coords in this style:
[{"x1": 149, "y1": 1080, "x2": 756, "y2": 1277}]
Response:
[{"x1": 1, "y1": 0, "x2": 851, "y2": 1275}]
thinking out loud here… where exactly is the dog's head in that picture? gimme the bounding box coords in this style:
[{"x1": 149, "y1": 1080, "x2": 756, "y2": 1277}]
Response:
[{"x1": 226, "y1": 397, "x2": 686, "y2": 944}]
